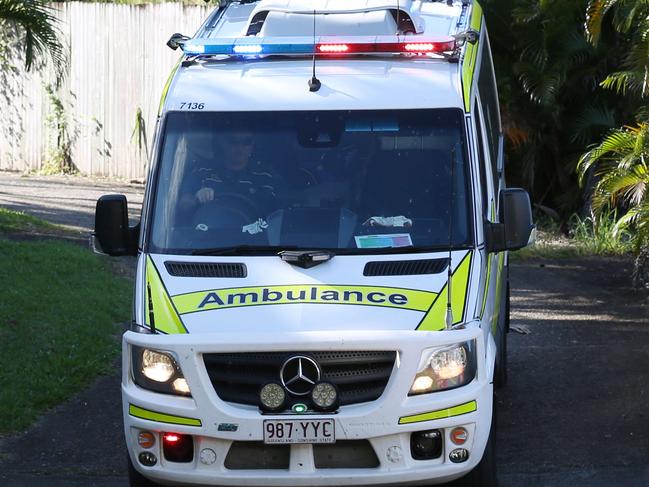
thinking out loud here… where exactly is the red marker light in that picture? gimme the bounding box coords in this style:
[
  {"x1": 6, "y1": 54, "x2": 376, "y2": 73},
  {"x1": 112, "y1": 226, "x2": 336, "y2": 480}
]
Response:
[
  {"x1": 163, "y1": 433, "x2": 180, "y2": 444},
  {"x1": 318, "y1": 44, "x2": 350, "y2": 53},
  {"x1": 404, "y1": 43, "x2": 436, "y2": 52},
  {"x1": 403, "y1": 41, "x2": 456, "y2": 53}
]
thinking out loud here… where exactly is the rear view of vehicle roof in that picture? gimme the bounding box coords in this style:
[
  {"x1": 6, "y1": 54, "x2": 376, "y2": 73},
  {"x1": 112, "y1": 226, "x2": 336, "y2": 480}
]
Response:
[{"x1": 198, "y1": 0, "x2": 465, "y2": 39}]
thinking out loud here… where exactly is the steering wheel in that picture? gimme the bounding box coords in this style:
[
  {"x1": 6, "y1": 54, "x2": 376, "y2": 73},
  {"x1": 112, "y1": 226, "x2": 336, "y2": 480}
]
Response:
[
  {"x1": 192, "y1": 191, "x2": 261, "y2": 232},
  {"x1": 213, "y1": 191, "x2": 260, "y2": 218}
]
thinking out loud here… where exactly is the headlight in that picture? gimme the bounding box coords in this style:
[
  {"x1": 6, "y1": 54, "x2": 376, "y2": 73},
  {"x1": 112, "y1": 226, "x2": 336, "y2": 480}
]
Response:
[
  {"x1": 409, "y1": 340, "x2": 476, "y2": 395},
  {"x1": 132, "y1": 346, "x2": 192, "y2": 396}
]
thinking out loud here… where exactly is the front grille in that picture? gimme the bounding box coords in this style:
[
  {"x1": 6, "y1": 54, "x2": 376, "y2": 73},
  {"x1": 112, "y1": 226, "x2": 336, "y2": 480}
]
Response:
[{"x1": 203, "y1": 351, "x2": 396, "y2": 407}]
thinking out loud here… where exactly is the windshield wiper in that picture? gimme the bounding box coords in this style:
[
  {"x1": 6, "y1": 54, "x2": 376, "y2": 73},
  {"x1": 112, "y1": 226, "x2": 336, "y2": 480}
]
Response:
[{"x1": 191, "y1": 245, "x2": 302, "y2": 256}]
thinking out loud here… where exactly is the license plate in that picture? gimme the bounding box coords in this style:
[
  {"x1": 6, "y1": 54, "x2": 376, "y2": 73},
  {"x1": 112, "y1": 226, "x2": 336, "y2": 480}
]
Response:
[{"x1": 263, "y1": 419, "x2": 335, "y2": 444}]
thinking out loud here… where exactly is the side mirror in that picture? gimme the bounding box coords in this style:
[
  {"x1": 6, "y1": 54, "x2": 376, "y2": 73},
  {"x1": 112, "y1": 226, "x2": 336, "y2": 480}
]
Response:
[
  {"x1": 486, "y1": 188, "x2": 535, "y2": 253},
  {"x1": 93, "y1": 194, "x2": 139, "y2": 256},
  {"x1": 167, "y1": 33, "x2": 190, "y2": 51}
]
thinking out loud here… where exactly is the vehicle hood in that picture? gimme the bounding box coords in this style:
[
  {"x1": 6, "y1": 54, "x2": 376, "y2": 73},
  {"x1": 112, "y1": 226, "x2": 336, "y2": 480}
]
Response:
[{"x1": 143, "y1": 250, "x2": 475, "y2": 335}]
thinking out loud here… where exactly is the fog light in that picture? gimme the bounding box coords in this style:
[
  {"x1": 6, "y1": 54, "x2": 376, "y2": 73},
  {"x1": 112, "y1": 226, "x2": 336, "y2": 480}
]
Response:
[
  {"x1": 162, "y1": 432, "x2": 194, "y2": 463},
  {"x1": 310, "y1": 382, "x2": 339, "y2": 411},
  {"x1": 410, "y1": 430, "x2": 442, "y2": 460},
  {"x1": 449, "y1": 448, "x2": 469, "y2": 463},
  {"x1": 450, "y1": 427, "x2": 468, "y2": 445},
  {"x1": 199, "y1": 448, "x2": 217, "y2": 465},
  {"x1": 138, "y1": 451, "x2": 157, "y2": 467},
  {"x1": 259, "y1": 382, "x2": 287, "y2": 412},
  {"x1": 138, "y1": 431, "x2": 155, "y2": 449}
]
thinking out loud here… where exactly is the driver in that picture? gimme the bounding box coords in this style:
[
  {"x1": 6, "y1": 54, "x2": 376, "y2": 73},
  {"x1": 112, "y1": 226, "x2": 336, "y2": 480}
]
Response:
[{"x1": 185, "y1": 131, "x2": 280, "y2": 217}]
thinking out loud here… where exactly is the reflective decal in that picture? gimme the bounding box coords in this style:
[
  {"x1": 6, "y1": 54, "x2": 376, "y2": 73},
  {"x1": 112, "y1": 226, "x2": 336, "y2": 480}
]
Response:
[
  {"x1": 172, "y1": 285, "x2": 437, "y2": 315},
  {"x1": 129, "y1": 404, "x2": 201, "y2": 427},
  {"x1": 416, "y1": 252, "x2": 473, "y2": 331},
  {"x1": 146, "y1": 257, "x2": 187, "y2": 334},
  {"x1": 399, "y1": 400, "x2": 477, "y2": 424},
  {"x1": 462, "y1": 2, "x2": 483, "y2": 112}
]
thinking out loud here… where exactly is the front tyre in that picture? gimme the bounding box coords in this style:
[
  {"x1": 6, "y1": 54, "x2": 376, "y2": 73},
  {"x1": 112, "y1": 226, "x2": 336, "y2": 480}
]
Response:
[
  {"x1": 128, "y1": 454, "x2": 162, "y2": 487},
  {"x1": 494, "y1": 281, "x2": 510, "y2": 389}
]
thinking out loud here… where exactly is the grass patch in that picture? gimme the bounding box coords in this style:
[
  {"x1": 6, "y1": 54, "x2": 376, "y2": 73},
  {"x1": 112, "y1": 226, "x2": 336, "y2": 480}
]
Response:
[
  {"x1": 513, "y1": 211, "x2": 634, "y2": 260},
  {"x1": 0, "y1": 237, "x2": 132, "y2": 433},
  {"x1": 0, "y1": 208, "x2": 57, "y2": 234}
]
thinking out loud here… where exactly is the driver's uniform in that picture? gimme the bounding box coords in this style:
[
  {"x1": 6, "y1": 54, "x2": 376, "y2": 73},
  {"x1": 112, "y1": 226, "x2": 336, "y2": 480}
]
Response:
[{"x1": 200, "y1": 165, "x2": 280, "y2": 215}]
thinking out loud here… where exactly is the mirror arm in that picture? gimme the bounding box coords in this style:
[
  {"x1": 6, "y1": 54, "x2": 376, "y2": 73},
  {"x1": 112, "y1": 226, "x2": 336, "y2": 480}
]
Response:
[
  {"x1": 129, "y1": 222, "x2": 141, "y2": 254},
  {"x1": 485, "y1": 221, "x2": 506, "y2": 253}
]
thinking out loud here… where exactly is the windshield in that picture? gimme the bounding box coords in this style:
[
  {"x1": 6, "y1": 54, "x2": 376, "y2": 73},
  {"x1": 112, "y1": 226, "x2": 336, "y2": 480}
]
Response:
[{"x1": 148, "y1": 109, "x2": 472, "y2": 254}]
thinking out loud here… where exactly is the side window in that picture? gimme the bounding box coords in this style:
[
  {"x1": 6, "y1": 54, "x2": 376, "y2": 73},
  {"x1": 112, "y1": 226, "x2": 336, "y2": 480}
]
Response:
[
  {"x1": 474, "y1": 100, "x2": 491, "y2": 221},
  {"x1": 477, "y1": 32, "x2": 502, "y2": 191}
]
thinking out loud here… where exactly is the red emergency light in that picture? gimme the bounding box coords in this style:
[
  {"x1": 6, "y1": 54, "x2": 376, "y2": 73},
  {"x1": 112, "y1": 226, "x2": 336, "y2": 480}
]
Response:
[{"x1": 315, "y1": 38, "x2": 456, "y2": 55}]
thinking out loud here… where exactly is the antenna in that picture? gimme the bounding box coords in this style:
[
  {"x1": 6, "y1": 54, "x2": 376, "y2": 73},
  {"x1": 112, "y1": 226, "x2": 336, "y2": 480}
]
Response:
[
  {"x1": 308, "y1": 9, "x2": 321, "y2": 92},
  {"x1": 396, "y1": 0, "x2": 400, "y2": 35},
  {"x1": 445, "y1": 147, "x2": 457, "y2": 330}
]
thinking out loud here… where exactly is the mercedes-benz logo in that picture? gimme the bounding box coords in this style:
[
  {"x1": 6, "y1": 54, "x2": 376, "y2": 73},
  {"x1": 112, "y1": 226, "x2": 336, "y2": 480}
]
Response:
[{"x1": 280, "y1": 356, "x2": 321, "y2": 396}]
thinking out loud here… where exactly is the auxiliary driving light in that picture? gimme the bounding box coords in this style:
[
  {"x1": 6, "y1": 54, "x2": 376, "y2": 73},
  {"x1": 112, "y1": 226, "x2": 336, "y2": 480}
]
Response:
[
  {"x1": 310, "y1": 381, "x2": 339, "y2": 411},
  {"x1": 411, "y1": 430, "x2": 443, "y2": 460},
  {"x1": 449, "y1": 448, "x2": 470, "y2": 463},
  {"x1": 259, "y1": 382, "x2": 287, "y2": 412}
]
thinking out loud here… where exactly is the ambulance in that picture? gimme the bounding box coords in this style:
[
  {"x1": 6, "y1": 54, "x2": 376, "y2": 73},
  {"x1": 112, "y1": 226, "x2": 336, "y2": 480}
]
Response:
[{"x1": 93, "y1": 1, "x2": 534, "y2": 485}]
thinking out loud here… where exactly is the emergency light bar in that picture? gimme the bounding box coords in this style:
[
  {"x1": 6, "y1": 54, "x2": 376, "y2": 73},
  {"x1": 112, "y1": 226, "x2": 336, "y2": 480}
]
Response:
[{"x1": 182, "y1": 35, "x2": 456, "y2": 57}]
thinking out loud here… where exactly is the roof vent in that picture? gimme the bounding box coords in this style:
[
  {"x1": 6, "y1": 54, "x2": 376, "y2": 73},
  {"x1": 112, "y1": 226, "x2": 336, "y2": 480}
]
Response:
[
  {"x1": 244, "y1": 0, "x2": 424, "y2": 37},
  {"x1": 165, "y1": 262, "x2": 247, "y2": 278},
  {"x1": 363, "y1": 259, "x2": 449, "y2": 277}
]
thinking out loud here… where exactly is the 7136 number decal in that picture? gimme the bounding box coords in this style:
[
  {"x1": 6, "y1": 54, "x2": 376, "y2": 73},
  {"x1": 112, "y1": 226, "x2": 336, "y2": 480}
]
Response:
[{"x1": 179, "y1": 102, "x2": 205, "y2": 110}]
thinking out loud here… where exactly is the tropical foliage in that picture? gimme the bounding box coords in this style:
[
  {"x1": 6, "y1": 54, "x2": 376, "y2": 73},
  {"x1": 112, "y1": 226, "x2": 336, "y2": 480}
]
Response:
[
  {"x1": 586, "y1": 0, "x2": 649, "y2": 98},
  {"x1": 577, "y1": 0, "x2": 649, "y2": 283},
  {"x1": 578, "y1": 123, "x2": 649, "y2": 284},
  {"x1": 482, "y1": 0, "x2": 629, "y2": 216},
  {"x1": 0, "y1": 0, "x2": 66, "y2": 82}
]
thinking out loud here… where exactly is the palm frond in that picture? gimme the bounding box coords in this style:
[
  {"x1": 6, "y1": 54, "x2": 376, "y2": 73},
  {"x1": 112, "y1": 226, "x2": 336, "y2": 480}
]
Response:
[
  {"x1": 0, "y1": 0, "x2": 67, "y2": 83},
  {"x1": 571, "y1": 104, "x2": 616, "y2": 144},
  {"x1": 600, "y1": 71, "x2": 641, "y2": 95},
  {"x1": 585, "y1": 0, "x2": 619, "y2": 45}
]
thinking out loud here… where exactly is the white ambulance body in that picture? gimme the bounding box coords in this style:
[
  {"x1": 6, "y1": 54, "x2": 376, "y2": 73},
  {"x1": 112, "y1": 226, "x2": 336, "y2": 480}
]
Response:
[{"x1": 94, "y1": 1, "x2": 534, "y2": 485}]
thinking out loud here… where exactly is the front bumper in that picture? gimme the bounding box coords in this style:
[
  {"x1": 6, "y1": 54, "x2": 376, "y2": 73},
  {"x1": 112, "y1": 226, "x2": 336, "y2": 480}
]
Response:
[{"x1": 123, "y1": 328, "x2": 494, "y2": 486}]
